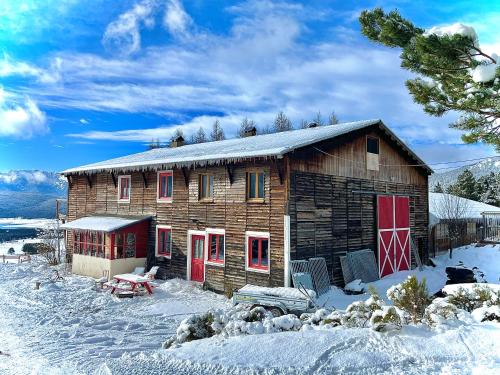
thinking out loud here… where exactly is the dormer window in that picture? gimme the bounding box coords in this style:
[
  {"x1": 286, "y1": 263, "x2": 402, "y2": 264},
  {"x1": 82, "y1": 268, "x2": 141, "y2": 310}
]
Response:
[
  {"x1": 366, "y1": 136, "x2": 380, "y2": 171},
  {"x1": 118, "y1": 175, "x2": 131, "y2": 202},
  {"x1": 158, "y1": 171, "x2": 173, "y2": 202}
]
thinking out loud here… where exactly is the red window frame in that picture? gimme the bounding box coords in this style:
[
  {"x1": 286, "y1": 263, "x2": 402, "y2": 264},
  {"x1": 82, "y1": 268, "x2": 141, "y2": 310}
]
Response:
[
  {"x1": 118, "y1": 175, "x2": 131, "y2": 201},
  {"x1": 207, "y1": 233, "x2": 224, "y2": 263},
  {"x1": 157, "y1": 227, "x2": 172, "y2": 257},
  {"x1": 247, "y1": 236, "x2": 269, "y2": 271},
  {"x1": 158, "y1": 171, "x2": 173, "y2": 201},
  {"x1": 73, "y1": 230, "x2": 105, "y2": 257}
]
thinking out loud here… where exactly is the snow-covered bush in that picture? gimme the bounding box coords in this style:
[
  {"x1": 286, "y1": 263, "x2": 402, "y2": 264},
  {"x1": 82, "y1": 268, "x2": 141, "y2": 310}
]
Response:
[
  {"x1": 342, "y1": 294, "x2": 385, "y2": 328},
  {"x1": 423, "y1": 298, "x2": 460, "y2": 327},
  {"x1": 370, "y1": 306, "x2": 403, "y2": 332},
  {"x1": 163, "y1": 312, "x2": 215, "y2": 349},
  {"x1": 300, "y1": 309, "x2": 342, "y2": 328},
  {"x1": 471, "y1": 305, "x2": 500, "y2": 323},
  {"x1": 445, "y1": 284, "x2": 499, "y2": 312},
  {"x1": 387, "y1": 276, "x2": 431, "y2": 323}
]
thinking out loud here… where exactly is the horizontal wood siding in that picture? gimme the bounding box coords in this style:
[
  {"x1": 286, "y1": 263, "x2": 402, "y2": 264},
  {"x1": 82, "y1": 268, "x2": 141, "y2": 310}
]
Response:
[{"x1": 66, "y1": 160, "x2": 287, "y2": 292}]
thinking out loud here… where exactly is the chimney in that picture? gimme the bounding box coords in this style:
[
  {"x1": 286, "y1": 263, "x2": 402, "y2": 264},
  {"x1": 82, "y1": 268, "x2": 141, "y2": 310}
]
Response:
[
  {"x1": 307, "y1": 122, "x2": 319, "y2": 128},
  {"x1": 170, "y1": 135, "x2": 185, "y2": 148},
  {"x1": 243, "y1": 126, "x2": 257, "y2": 137}
]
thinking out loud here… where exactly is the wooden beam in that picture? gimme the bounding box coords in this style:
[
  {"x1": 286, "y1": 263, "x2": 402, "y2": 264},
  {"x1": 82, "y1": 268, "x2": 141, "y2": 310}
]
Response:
[
  {"x1": 141, "y1": 172, "x2": 148, "y2": 188},
  {"x1": 181, "y1": 167, "x2": 190, "y2": 187},
  {"x1": 67, "y1": 175, "x2": 73, "y2": 189},
  {"x1": 226, "y1": 165, "x2": 234, "y2": 185},
  {"x1": 85, "y1": 174, "x2": 92, "y2": 188},
  {"x1": 111, "y1": 173, "x2": 117, "y2": 188},
  {"x1": 275, "y1": 161, "x2": 284, "y2": 185}
]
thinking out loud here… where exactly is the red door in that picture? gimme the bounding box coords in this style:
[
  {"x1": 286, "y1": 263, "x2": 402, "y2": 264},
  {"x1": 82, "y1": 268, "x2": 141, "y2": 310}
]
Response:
[
  {"x1": 191, "y1": 235, "x2": 205, "y2": 282},
  {"x1": 377, "y1": 195, "x2": 410, "y2": 278}
]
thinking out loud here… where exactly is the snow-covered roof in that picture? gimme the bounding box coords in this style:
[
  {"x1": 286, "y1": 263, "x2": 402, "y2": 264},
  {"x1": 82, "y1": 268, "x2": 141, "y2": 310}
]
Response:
[
  {"x1": 60, "y1": 215, "x2": 151, "y2": 232},
  {"x1": 61, "y1": 119, "x2": 431, "y2": 175},
  {"x1": 429, "y1": 192, "x2": 500, "y2": 225}
]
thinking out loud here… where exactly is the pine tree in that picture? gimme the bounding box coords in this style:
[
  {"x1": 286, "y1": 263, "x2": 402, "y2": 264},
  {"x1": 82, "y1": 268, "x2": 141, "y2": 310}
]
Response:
[
  {"x1": 273, "y1": 111, "x2": 293, "y2": 133},
  {"x1": 147, "y1": 138, "x2": 161, "y2": 150},
  {"x1": 238, "y1": 117, "x2": 256, "y2": 137},
  {"x1": 312, "y1": 111, "x2": 324, "y2": 126},
  {"x1": 477, "y1": 172, "x2": 499, "y2": 206},
  {"x1": 432, "y1": 182, "x2": 444, "y2": 193},
  {"x1": 328, "y1": 111, "x2": 339, "y2": 125},
  {"x1": 447, "y1": 169, "x2": 478, "y2": 201},
  {"x1": 210, "y1": 120, "x2": 225, "y2": 141},
  {"x1": 191, "y1": 127, "x2": 207, "y2": 144},
  {"x1": 359, "y1": 8, "x2": 500, "y2": 150}
]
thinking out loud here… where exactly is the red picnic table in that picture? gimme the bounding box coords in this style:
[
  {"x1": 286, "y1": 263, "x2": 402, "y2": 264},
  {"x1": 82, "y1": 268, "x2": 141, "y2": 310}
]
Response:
[{"x1": 110, "y1": 273, "x2": 154, "y2": 295}]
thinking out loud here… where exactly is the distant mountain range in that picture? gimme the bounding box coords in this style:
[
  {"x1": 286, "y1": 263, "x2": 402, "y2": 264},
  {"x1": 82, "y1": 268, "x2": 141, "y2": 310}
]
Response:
[
  {"x1": 430, "y1": 157, "x2": 500, "y2": 189},
  {"x1": 0, "y1": 170, "x2": 67, "y2": 219}
]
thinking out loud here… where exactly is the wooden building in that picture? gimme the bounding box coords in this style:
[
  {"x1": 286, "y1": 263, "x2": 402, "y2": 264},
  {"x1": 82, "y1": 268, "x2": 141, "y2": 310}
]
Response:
[{"x1": 61, "y1": 119, "x2": 431, "y2": 292}]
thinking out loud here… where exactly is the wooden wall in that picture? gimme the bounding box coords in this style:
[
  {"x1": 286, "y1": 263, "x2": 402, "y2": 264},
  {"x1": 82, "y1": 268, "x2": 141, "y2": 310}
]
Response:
[
  {"x1": 288, "y1": 126, "x2": 429, "y2": 286},
  {"x1": 66, "y1": 160, "x2": 287, "y2": 293}
]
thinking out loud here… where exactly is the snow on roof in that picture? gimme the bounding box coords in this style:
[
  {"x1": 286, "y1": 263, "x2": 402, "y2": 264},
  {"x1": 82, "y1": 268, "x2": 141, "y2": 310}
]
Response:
[
  {"x1": 429, "y1": 192, "x2": 500, "y2": 224},
  {"x1": 60, "y1": 215, "x2": 151, "y2": 232},
  {"x1": 61, "y1": 119, "x2": 430, "y2": 175}
]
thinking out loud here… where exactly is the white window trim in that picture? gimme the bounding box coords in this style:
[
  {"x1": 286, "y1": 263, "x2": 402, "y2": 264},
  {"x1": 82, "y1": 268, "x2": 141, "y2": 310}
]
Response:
[
  {"x1": 187, "y1": 230, "x2": 206, "y2": 282},
  {"x1": 155, "y1": 225, "x2": 172, "y2": 259},
  {"x1": 117, "y1": 175, "x2": 131, "y2": 203},
  {"x1": 157, "y1": 170, "x2": 174, "y2": 203},
  {"x1": 245, "y1": 231, "x2": 271, "y2": 274},
  {"x1": 205, "y1": 228, "x2": 225, "y2": 267}
]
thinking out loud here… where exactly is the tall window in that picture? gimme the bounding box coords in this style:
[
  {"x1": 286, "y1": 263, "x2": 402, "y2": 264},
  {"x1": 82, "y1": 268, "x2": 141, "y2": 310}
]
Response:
[
  {"x1": 367, "y1": 136, "x2": 379, "y2": 154},
  {"x1": 207, "y1": 233, "x2": 224, "y2": 264},
  {"x1": 118, "y1": 175, "x2": 131, "y2": 202},
  {"x1": 199, "y1": 174, "x2": 214, "y2": 200},
  {"x1": 158, "y1": 171, "x2": 173, "y2": 201},
  {"x1": 366, "y1": 136, "x2": 380, "y2": 171},
  {"x1": 246, "y1": 171, "x2": 265, "y2": 200},
  {"x1": 247, "y1": 235, "x2": 269, "y2": 271},
  {"x1": 115, "y1": 232, "x2": 136, "y2": 258},
  {"x1": 157, "y1": 227, "x2": 172, "y2": 258}
]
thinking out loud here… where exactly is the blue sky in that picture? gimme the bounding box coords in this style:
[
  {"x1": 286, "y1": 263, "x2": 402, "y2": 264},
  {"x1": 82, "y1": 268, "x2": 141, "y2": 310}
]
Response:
[{"x1": 0, "y1": 0, "x2": 499, "y2": 172}]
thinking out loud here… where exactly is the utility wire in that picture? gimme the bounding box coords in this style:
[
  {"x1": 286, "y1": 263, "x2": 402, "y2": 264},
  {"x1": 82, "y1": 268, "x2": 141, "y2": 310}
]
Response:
[{"x1": 312, "y1": 146, "x2": 500, "y2": 171}]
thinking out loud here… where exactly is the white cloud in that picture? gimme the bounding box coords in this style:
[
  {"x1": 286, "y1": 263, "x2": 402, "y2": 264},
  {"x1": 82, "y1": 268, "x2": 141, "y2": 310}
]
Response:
[
  {"x1": 0, "y1": 87, "x2": 48, "y2": 138},
  {"x1": 102, "y1": 0, "x2": 158, "y2": 55},
  {"x1": 0, "y1": 53, "x2": 60, "y2": 83},
  {"x1": 79, "y1": 118, "x2": 89, "y2": 124},
  {"x1": 164, "y1": 0, "x2": 191, "y2": 36}
]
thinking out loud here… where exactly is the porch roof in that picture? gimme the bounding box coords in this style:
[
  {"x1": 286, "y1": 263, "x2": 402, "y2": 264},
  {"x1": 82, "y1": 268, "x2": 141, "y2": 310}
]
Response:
[{"x1": 60, "y1": 215, "x2": 151, "y2": 232}]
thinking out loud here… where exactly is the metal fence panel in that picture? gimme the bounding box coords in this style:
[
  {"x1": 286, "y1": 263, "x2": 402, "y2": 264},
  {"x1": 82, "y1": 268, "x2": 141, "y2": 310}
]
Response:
[
  {"x1": 345, "y1": 249, "x2": 379, "y2": 283},
  {"x1": 308, "y1": 257, "x2": 331, "y2": 295}
]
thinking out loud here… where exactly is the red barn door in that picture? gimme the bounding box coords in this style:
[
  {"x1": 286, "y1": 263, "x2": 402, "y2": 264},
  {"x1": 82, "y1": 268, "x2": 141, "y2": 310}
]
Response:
[{"x1": 377, "y1": 195, "x2": 410, "y2": 278}]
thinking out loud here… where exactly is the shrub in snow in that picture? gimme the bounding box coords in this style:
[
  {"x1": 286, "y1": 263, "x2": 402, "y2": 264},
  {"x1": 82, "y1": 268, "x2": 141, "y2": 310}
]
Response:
[
  {"x1": 370, "y1": 306, "x2": 403, "y2": 332},
  {"x1": 163, "y1": 312, "x2": 215, "y2": 349},
  {"x1": 445, "y1": 284, "x2": 499, "y2": 313},
  {"x1": 387, "y1": 276, "x2": 431, "y2": 323},
  {"x1": 471, "y1": 305, "x2": 500, "y2": 323},
  {"x1": 300, "y1": 309, "x2": 342, "y2": 328},
  {"x1": 342, "y1": 294, "x2": 385, "y2": 328},
  {"x1": 423, "y1": 298, "x2": 460, "y2": 327}
]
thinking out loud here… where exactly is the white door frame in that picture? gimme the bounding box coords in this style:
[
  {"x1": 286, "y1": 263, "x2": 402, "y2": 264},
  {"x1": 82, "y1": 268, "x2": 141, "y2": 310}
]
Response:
[{"x1": 187, "y1": 230, "x2": 206, "y2": 282}]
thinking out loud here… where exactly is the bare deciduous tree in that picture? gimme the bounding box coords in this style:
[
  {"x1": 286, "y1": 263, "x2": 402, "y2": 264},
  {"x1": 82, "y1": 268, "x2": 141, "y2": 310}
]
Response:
[
  {"x1": 36, "y1": 220, "x2": 62, "y2": 265},
  {"x1": 434, "y1": 193, "x2": 471, "y2": 258}
]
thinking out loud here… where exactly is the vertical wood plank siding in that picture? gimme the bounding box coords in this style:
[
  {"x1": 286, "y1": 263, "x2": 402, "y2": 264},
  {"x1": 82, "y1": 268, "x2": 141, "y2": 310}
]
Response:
[{"x1": 66, "y1": 161, "x2": 287, "y2": 293}]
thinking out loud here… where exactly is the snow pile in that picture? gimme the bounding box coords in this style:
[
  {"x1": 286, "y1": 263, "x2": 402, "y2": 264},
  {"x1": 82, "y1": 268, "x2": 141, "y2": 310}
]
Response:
[
  {"x1": 423, "y1": 23, "x2": 478, "y2": 44},
  {"x1": 239, "y1": 284, "x2": 316, "y2": 299}
]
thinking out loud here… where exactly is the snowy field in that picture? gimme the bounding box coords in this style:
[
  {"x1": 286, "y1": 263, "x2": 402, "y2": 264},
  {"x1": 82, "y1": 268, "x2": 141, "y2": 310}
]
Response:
[{"x1": 0, "y1": 244, "x2": 498, "y2": 374}]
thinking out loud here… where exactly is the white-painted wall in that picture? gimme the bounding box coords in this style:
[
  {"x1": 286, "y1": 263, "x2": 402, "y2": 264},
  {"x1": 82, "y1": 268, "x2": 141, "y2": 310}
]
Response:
[{"x1": 72, "y1": 254, "x2": 146, "y2": 279}]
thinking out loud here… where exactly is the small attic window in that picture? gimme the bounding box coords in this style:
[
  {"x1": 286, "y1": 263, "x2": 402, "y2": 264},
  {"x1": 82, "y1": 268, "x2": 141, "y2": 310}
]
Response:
[{"x1": 367, "y1": 137, "x2": 379, "y2": 154}]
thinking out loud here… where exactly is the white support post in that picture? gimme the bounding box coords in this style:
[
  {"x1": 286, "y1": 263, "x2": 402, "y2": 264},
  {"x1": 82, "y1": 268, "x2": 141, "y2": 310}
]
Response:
[{"x1": 284, "y1": 215, "x2": 291, "y2": 287}]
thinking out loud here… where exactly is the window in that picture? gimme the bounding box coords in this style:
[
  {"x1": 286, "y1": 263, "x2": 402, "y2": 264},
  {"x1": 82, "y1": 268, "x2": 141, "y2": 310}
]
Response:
[
  {"x1": 118, "y1": 175, "x2": 131, "y2": 202},
  {"x1": 158, "y1": 171, "x2": 173, "y2": 201},
  {"x1": 73, "y1": 230, "x2": 105, "y2": 257},
  {"x1": 156, "y1": 226, "x2": 172, "y2": 258},
  {"x1": 367, "y1": 136, "x2": 379, "y2": 154},
  {"x1": 246, "y1": 171, "x2": 265, "y2": 200},
  {"x1": 199, "y1": 174, "x2": 214, "y2": 200},
  {"x1": 207, "y1": 233, "x2": 224, "y2": 264},
  {"x1": 246, "y1": 233, "x2": 269, "y2": 272},
  {"x1": 114, "y1": 232, "x2": 136, "y2": 258}
]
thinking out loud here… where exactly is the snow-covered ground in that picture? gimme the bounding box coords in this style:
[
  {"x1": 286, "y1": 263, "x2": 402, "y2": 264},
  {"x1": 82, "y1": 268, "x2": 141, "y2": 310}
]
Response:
[
  {"x1": 0, "y1": 217, "x2": 54, "y2": 229},
  {"x1": 0, "y1": 244, "x2": 498, "y2": 374}
]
